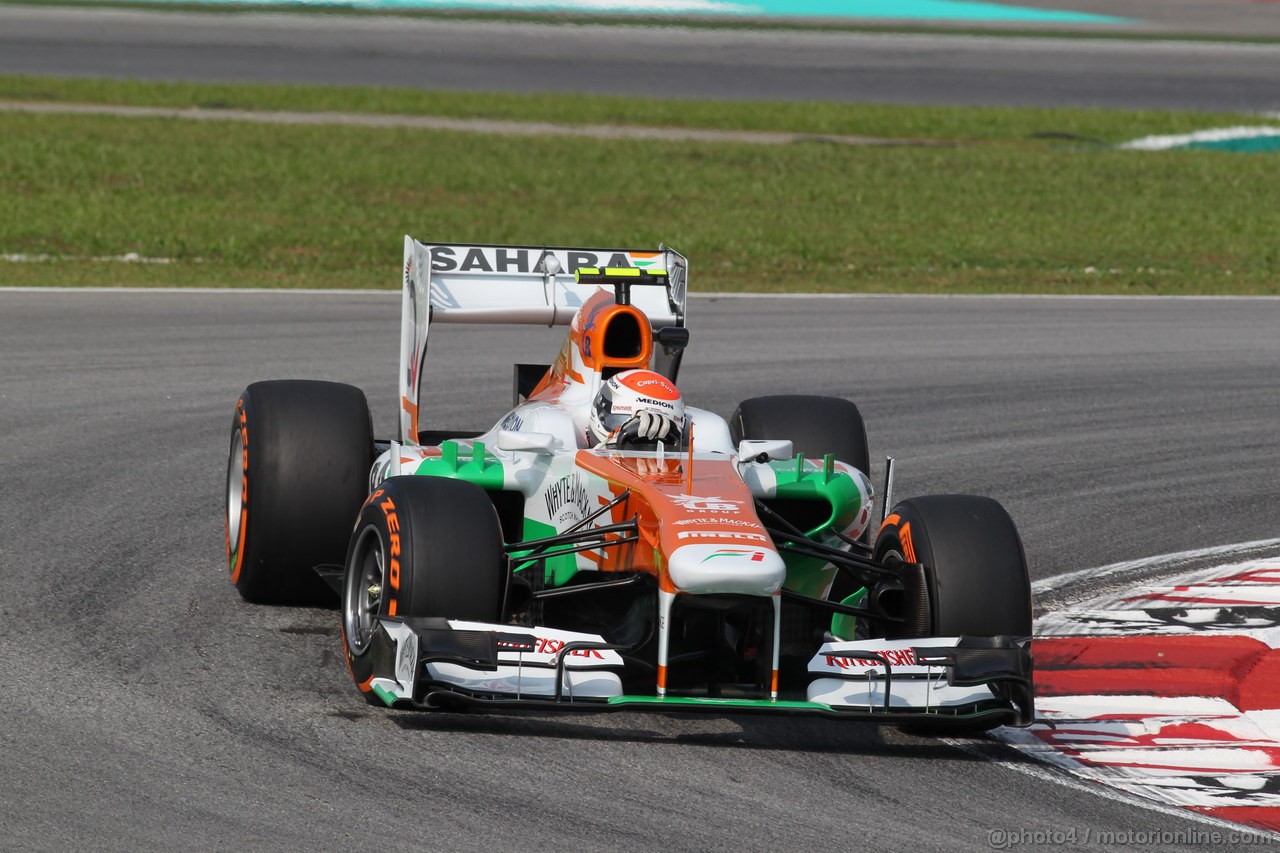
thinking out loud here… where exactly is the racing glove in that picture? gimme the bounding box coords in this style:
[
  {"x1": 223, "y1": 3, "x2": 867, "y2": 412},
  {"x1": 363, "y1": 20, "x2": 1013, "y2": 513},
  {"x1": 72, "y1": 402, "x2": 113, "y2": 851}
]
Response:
[{"x1": 614, "y1": 410, "x2": 681, "y2": 446}]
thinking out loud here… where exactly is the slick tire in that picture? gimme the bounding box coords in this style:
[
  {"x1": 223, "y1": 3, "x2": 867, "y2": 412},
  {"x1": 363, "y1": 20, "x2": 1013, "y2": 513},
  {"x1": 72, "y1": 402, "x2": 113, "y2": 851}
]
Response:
[
  {"x1": 729, "y1": 395, "x2": 871, "y2": 478},
  {"x1": 873, "y1": 495, "x2": 1031, "y2": 639},
  {"x1": 731, "y1": 395, "x2": 874, "y2": 681},
  {"x1": 341, "y1": 476, "x2": 507, "y2": 701},
  {"x1": 226, "y1": 380, "x2": 374, "y2": 606},
  {"x1": 874, "y1": 495, "x2": 1031, "y2": 734}
]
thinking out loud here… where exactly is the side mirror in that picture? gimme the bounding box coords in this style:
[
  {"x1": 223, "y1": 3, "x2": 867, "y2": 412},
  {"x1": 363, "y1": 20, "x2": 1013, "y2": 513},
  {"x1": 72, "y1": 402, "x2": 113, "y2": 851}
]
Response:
[
  {"x1": 497, "y1": 430, "x2": 560, "y2": 454},
  {"x1": 655, "y1": 326, "x2": 690, "y2": 358},
  {"x1": 737, "y1": 439, "x2": 793, "y2": 463}
]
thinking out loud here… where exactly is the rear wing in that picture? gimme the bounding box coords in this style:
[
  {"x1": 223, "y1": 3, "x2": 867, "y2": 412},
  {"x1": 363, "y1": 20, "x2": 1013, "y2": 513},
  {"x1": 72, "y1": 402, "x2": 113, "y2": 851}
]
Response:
[{"x1": 399, "y1": 237, "x2": 689, "y2": 443}]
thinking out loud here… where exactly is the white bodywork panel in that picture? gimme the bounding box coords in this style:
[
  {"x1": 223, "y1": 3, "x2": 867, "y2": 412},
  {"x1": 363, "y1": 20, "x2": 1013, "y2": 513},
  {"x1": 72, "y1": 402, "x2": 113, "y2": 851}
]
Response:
[
  {"x1": 806, "y1": 637, "x2": 1001, "y2": 710},
  {"x1": 369, "y1": 619, "x2": 422, "y2": 704},
  {"x1": 684, "y1": 406, "x2": 734, "y2": 455},
  {"x1": 422, "y1": 622, "x2": 625, "y2": 700},
  {"x1": 667, "y1": 543, "x2": 787, "y2": 596}
]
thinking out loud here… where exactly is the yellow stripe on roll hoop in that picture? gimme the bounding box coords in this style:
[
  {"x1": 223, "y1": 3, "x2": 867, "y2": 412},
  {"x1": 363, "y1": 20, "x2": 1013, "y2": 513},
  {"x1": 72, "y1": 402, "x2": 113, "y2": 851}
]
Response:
[{"x1": 574, "y1": 267, "x2": 666, "y2": 282}]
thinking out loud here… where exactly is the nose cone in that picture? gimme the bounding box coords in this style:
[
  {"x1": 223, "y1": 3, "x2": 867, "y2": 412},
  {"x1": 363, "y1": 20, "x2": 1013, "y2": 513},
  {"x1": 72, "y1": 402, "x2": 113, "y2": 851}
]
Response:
[{"x1": 667, "y1": 544, "x2": 786, "y2": 596}]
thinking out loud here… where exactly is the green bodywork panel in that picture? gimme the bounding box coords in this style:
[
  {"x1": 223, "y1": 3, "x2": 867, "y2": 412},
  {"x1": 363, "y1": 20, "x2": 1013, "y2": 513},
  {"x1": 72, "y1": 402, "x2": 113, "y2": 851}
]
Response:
[
  {"x1": 513, "y1": 517, "x2": 580, "y2": 587},
  {"x1": 371, "y1": 684, "x2": 398, "y2": 707},
  {"x1": 410, "y1": 446, "x2": 867, "y2": 600},
  {"x1": 831, "y1": 588, "x2": 868, "y2": 642},
  {"x1": 412, "y1": 440, "x2": 505, "y2": 489},
  {"x1": 770, "y1": 454, "x2": 865, "y2": 599}
]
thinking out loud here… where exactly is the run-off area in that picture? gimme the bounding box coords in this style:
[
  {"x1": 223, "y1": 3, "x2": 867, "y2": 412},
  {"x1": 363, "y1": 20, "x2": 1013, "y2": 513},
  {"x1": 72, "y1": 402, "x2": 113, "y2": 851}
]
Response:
[{"x1": 1005, "y1": 557, "x2": 1280, "y2": 835}]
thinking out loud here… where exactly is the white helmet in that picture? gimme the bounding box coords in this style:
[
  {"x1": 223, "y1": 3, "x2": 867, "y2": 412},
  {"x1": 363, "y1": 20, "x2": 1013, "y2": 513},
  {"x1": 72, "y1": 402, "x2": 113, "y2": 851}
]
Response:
[{"x1": 588, "y1": 369, "x2": 685, "y2": 446}]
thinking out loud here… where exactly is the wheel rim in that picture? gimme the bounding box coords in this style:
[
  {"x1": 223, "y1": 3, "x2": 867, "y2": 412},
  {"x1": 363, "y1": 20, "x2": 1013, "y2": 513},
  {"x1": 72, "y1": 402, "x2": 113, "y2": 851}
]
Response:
[
  {"x1": 880, "y1": 547, "x2": 904, "y2": 565},
  {"x1": 226, "y1": 429, "x2": 245, "y2": 560},
  {"x1": 343, "y1": 525, "x2": 385, "y2": 656}
]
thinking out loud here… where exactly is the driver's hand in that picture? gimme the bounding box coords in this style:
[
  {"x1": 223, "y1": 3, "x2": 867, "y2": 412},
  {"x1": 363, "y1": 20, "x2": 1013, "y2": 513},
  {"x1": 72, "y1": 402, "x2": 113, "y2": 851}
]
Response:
[{"x1": 618, "y1": 411, "x2": 679, "y2": 443}]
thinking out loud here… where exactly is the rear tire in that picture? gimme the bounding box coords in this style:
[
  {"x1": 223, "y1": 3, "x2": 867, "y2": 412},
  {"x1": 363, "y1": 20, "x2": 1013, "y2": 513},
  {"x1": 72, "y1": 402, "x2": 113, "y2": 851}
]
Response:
[
  {"x1": 730, "y1": 391, "x2": 873, "y2": 549},
  {"x1": 341, "y1": 476, "x2": 507, "y2": 699},
  {"x1": 226, "y1": 380, "x2": 373, "y2": 605},
  {"x1": 729, "y1": 394, "x2": 870, "y2": 477},
  {"x1": 731, "y1": 395, "x2": 873, "y2": 682}
]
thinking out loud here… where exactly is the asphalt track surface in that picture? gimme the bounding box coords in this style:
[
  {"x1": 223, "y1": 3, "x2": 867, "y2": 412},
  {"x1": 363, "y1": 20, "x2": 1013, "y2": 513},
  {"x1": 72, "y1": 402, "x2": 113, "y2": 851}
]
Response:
[
  {"x1": 3, "y1": 6, "x2": 1280, "y2": 111},
  {"x1": 3, "y1": 289, "x2": 1279, "y2": 851}
]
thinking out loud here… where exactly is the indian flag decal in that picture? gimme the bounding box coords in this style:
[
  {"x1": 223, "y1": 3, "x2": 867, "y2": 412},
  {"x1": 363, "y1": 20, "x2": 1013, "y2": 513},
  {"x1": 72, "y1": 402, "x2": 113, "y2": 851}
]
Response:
[{"x1": 629, "y1": 252, "x2": 662, "y2": 268}]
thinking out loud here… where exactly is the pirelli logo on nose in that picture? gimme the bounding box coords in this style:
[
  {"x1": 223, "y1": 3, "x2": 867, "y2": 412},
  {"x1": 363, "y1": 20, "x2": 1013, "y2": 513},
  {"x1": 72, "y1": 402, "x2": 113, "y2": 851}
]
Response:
[{"x1": 677, "y1": 531, "x2": 768, "y2": 542}]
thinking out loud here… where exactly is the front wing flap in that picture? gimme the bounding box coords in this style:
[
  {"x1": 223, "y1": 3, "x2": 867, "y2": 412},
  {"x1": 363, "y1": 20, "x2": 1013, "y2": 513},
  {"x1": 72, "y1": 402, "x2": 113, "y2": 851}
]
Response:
[
  {"x1": 362, "y1": 617, "x2": 626, "y2": 707},
  {"x1": 361, "y1": 618, "x2": 1032, "y2": 726},
  {"x1": 807, "y1": 635, "x2": 1034, "y2": 726}
]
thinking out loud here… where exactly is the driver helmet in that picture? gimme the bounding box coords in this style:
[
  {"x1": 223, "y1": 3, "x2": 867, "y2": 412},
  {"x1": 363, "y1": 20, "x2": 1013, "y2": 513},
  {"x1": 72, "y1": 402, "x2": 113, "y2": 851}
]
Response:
[{"x1": 587, "y1": 369, "x2": 686, "y2": 446}]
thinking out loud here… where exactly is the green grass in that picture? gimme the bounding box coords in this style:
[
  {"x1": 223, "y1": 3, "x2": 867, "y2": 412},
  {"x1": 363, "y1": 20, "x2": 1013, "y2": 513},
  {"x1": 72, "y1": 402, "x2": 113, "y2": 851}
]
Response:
[
  {"x1": 2, "y1": 77, "x2": 1278, "y2": 293},
  {"x1": 0, "y1": 75, "x2": 1256, "y2": 143}
]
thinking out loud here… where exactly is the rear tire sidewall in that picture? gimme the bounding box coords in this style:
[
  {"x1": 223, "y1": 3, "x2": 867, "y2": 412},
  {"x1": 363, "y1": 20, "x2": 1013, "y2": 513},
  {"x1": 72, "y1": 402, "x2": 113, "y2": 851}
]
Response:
[{"x1": 227, "y1": 380, "x2": 373, "y2": 606}]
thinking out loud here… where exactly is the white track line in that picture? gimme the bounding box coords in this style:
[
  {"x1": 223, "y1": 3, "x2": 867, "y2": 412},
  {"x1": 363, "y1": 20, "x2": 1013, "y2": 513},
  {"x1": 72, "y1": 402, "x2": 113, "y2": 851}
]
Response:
[
  {"x1": 947, "y1": 734, "x2": 1280, "y2": 838},
  {"x1": 1033, "y1": 538, "x2": 1280, "y2": 596},
  {"x1": 0, "y1": 101, "x2": 948, "y2": 148}
]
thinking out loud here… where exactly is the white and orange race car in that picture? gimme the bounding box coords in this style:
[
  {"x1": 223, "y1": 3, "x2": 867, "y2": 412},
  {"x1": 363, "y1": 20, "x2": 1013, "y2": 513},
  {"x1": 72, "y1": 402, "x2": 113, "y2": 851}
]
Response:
[{"x1": 225, "y1": 238, "x2": 1035, "y2": 730}]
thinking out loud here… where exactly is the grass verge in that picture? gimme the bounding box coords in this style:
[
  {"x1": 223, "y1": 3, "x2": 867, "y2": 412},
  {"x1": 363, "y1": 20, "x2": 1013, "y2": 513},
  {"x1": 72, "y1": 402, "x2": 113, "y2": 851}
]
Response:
[
  {"x1": 0, "y1": 75, "x2": 1260, "y2": 143},
  {"x1": 1, "y1": 77, "x2": 1277, "y2": 293}
]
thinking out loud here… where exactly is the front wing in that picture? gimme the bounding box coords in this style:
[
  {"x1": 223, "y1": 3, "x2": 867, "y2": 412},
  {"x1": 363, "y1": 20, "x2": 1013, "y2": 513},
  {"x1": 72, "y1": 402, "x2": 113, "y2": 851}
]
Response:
[{"x1": 358, "y1": 617, "x2": 1035, "y2": 727}]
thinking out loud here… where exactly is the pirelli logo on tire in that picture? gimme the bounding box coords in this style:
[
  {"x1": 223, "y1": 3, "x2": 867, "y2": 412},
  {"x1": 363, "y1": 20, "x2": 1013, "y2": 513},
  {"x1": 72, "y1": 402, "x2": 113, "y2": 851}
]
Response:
[{"x1": 367, "y1": 489, "x2": 402, "y2": 617}]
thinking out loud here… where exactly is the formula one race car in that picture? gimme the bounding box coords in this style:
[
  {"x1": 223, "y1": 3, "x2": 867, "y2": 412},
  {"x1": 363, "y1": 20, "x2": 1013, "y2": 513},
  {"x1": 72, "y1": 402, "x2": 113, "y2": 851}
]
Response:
[{"x1": 225, "y1": 238, "x2": 1034, "y2": 731}]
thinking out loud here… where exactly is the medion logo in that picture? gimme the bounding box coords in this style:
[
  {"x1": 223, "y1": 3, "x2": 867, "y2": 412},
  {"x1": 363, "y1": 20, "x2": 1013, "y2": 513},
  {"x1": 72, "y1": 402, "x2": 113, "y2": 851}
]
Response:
[
  {"x1": 635, "y1": 396, "x2": 676, "y2": 410},
  {"x1": 678, "y1": 531, "x2": 768, "y2": 542}
]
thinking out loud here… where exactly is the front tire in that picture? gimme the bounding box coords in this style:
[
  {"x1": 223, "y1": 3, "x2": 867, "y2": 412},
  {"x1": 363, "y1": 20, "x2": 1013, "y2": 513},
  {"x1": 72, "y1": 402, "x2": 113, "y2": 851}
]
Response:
[
  {"x1": 226, "y1": 380, "x2": 373, "y2": 605},
  {"x1": 342, "y1": 476, "x2": 507, "y2": 700},
  {"x1": 874, "y1": 495, "x2": 1031, "y2": 734},
  {"x1": 873, "y1": 494, "x2": 1031, "y2": 639}
]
